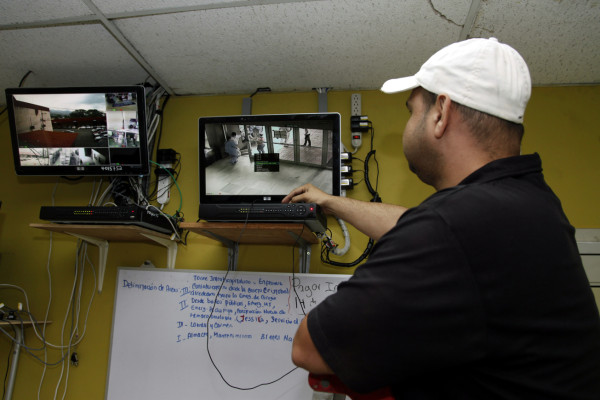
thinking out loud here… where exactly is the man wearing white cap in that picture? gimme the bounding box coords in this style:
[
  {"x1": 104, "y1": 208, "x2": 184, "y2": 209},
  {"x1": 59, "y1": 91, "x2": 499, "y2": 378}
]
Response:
[{"x1": 285, "y1": 37, "x2": 600, "y2": 398}]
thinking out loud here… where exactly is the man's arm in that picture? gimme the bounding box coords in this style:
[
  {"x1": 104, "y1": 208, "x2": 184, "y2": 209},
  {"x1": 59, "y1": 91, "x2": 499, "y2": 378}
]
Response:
[
  {"x1": 282, "y1": 184, "x2": 407, "y2": 241},
  {"x1": 291, "y1": 314, "x2": 333, "y2": 374}
]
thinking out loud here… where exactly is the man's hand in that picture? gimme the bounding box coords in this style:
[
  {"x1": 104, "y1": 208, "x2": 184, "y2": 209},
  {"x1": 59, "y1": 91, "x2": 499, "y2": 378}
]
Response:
[
  {"x1": 282, "y1": 184, "x2": 335, "y2": 215},
  {"x1": 283, "y1": 183, "x2": 407, "y2": 241}
]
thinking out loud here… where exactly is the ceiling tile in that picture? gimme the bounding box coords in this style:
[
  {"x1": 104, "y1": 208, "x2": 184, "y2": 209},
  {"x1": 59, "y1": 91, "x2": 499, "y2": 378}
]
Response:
[
  {"x1": 0, "y1": 0, "x2": 598, "y2": 103},
  {"x1": 471, "y1": 0, "x2": 600, "y2": 85},
  {"x1": 0, "y1": 0, "x2": 93, "y2": 25},
  {"x1": 95, "y1": 0, "x2": 248, "y2": 15},
  {"x1": 115, "y1": 0, "x2": 463, "y2": 95},
  {"x1": 430, "y1": 0, "x2": 473, "y2": 26},
  {"x1": 0, "y1": 24, "x2": 148, "y2": 92}
]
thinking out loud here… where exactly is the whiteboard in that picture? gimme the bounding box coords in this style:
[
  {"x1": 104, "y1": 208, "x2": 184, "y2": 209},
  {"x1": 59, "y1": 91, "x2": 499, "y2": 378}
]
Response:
[{"x1": 106, "y1": 267, "x2": 351, "y2": 400}]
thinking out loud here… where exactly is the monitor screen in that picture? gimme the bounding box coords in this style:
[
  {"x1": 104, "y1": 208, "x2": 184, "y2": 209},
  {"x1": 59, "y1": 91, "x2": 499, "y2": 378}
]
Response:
[
  {"x1": 5, "y1": 86, "x2": 149, "y2": 176},
  {"x1": 199, "y1": 113, "x2": 341, "y2": 207}
]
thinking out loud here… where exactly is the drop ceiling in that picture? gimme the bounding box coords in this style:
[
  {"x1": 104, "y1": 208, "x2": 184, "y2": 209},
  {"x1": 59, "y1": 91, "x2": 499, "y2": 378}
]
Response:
[{"x1": 1, "y1": 0, "x2": 599, "y2": 105}]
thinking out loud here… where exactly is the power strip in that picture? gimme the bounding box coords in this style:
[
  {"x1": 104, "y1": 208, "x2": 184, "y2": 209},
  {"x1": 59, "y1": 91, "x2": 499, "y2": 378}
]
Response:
[
  {"x1": 351, "y1": 93, "x2": 361, "y2": 116},
  {"x1": 351, "y1": 94, "x2": 362, "y2": 148}
]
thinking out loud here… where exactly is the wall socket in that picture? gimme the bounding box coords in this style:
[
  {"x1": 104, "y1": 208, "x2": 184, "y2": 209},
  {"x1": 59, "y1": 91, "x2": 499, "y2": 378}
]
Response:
[
  {"x1": 156, "y1": 164, "x2": 172, "y2": 205},
  {"x1": 351, "y1": 93, "x2": 361, "y2": 116}
]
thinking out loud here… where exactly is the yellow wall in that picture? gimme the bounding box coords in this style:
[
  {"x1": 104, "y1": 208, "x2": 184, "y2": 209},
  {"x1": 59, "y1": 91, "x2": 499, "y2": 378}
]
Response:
[{"x1": 1, "y1": 86, "x2": 599, "y2": 399}]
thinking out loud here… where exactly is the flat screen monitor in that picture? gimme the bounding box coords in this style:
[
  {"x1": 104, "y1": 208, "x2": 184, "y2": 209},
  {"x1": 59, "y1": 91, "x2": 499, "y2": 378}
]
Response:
[
  {"x1": 199, "y1": 113, "x2": 341, "y2": 208},
  {"x1": 5, "y1": 86, "x2": 149, "y2": 176}
]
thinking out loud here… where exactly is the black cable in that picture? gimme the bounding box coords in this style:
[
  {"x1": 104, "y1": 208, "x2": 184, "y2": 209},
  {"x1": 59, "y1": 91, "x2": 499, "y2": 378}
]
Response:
[
  {"x1": 322, "y1": 125, "x2": 379, "y2": 267},
  {"x1": 291, "y1": 224, "x2": 307, "y2": 316},
  {"x1": 364, "y1": 125, "x2": 380, "y2": 199},
  {"x1": 364, "y1": 150, "x2": 381, "y2": 202},
  {"x1": 154, "y1": 94, "x2": 171, "y2": 156},
  {"x1": 205, "y1": 202, "x2": 299, "y2": 390},
  {"x1": 147, "y1": 152, "x2": 181, "y2": 201},
  {"x1": 140, "y1": 91, "x2": 170, "y2": 199},
  {"x1": 0, "y1": 70, "x2": 34, "y2": 117},
  {"x1": 179, "y1": 229, "x2": 191, "y2": 246},
  {"x1": 150, "y1": 95, "x2": 172, "y2": 198},
  {"x1": 18, "y1": 70, "x2": 33, "y2": 87},
  {"x1": 321, "y1": 238, "x2": 375, "y2": 267}
]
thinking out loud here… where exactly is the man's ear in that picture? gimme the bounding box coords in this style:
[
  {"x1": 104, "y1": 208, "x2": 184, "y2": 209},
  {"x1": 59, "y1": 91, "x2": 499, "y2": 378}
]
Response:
[{"x1": 433, "y1": 93, "x2": 451, "y2": 139}]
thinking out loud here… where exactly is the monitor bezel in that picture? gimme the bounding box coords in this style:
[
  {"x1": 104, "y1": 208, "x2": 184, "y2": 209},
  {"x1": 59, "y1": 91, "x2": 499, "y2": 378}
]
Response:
[
  {"x1": 5, "y1": 85, "x2": 149, "y2": 176},
  {"x1": 198, "y1": 112, "x2": 341, "y2": 206}
]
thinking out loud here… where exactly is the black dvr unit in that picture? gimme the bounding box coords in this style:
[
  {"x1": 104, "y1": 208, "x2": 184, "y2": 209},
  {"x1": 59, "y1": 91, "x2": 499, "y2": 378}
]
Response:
[
  {"x1": 39, "y1": 205, "x2": 176, "y2": 235},
  {"x1": 198, "y1": 203, "x2": 327, "y2": 233}
]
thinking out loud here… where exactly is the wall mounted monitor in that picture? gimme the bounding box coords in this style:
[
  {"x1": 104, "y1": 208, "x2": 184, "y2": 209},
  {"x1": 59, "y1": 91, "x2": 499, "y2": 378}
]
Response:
[
  {"x1": 5, "y1": 86, "x2": 149, "y2": 176},
  {"x1": 199, "y1": 112, "x2": 341, "y2": 207}
]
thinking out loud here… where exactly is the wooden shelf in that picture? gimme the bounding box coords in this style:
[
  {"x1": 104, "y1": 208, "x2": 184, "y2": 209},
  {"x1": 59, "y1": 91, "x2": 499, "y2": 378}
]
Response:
[
  {"x1": 30, "y1": 223, "x2": 172, "y2": 242},
  {"x1": 181, "y1": 222, "x2": 318, "y2": 272},
  {"x1": 180, "y1": 221, "x2": 319, "y2": 245},
  {"x1": 29, "y1": 222, "x2": 318, "y2": 287},
  {"x1": 30, "y1": 223, "x2": 178, "y2": 292}
]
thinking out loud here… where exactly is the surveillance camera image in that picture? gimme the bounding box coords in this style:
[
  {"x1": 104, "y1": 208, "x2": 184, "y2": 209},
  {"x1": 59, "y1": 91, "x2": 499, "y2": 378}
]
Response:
[
  {"x1": 6, "y1": 87, "x2": 148, "y2": 175},
  {"x1": 201, "y1": 115, "x2": 340, "y2": 201}
]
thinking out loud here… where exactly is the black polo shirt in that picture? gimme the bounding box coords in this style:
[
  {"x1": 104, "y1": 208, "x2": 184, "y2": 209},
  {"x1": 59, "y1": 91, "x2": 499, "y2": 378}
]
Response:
[{"x1": 308, "y1": 153, "x2": 600, "y2": 399}]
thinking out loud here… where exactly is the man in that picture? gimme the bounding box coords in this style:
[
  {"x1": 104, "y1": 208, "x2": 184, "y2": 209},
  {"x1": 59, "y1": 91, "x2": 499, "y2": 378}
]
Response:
[
  {"x1": 284, "y1": 38, "x2": 600, "y2": 398},
  {"x1": 304, "y1": 128, "x2": 312, "y2": 147},
  {"x1": 253, "y1": 127, "x2": 266, "y2": 154},
  {"x1": 224, "y1": 132, "x2": 240, "y2": 164}
]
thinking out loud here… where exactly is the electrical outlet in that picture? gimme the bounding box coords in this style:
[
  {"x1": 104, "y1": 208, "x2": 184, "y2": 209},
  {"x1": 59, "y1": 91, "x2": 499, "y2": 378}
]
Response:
[
  {"x1": 156, "y1": 164, "x2": 172, "y2": 205},
  {"x1": 351, "y1": 93, "x2": 361, "y2": 116},
  {"x1": 156, "y1": 149, "x2": 176, "y2": 205}
]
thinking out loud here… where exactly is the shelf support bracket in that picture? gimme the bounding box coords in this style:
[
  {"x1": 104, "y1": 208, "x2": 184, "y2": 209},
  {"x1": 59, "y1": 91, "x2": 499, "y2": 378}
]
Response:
[
  {"x1": 286, "y1": 231, "x2": 311, "y2": 273},
  {"x1": 67, "y1": 233, "x2": 109, "y2": 293},
  {"x1": 227, "y1": 242, "x2": 239, "y2": 271},
  {"x1": 200, "y1": 230, "x2": 239, "y2": 271},
  {"x1": 140, "y1": 233, "x2": 178, "y2": 269},
  {"x1": 299, "y1": 244, "x2": 311, "y2": 273}
]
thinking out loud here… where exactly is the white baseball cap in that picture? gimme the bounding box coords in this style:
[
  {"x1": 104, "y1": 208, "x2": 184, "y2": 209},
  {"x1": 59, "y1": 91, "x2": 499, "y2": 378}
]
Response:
[{"x1": 380, "y1": 37, "x2": 531, "y2": 123}]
